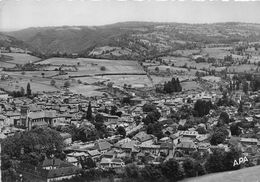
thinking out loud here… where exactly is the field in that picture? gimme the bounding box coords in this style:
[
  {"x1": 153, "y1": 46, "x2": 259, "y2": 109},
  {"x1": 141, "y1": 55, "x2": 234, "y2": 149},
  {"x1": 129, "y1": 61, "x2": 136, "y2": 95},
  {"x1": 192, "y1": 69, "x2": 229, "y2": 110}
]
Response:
[
  {"x1": 202, "y1": 47, "x2": 230, "y2": 59},
  {"x1": 69, "y1": 85, "x2": 104, "y2": 97},
  {"x1": 181, "y1": 166, "x2": 260, "y2": 182},
  {"x1": 227, "y1": 64, "x2": 257, "y2": 73},
  {"x1": 0, "y1": 79, "x2": 59, "y2": 93},
  {"x1": 1, "y1": 53, "x2": 40, "y2": 64},
  {"x1": 201, "y1": 76, "x2": 221, "y2": 82},
  {"x1": 162, "y1": 56, "x2": 212, "y2": 70},
  {"x1": 181, "y1": 81, "x2": 202, "y2": 91},
  {"x1": 38, "y1": 58, "x2": 144, "y2": 76}
]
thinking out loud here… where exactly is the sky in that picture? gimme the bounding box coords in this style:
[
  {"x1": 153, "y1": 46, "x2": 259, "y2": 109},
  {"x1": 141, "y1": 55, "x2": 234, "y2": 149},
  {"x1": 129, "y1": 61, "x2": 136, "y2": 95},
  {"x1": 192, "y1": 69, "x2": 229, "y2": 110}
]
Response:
[{"x1": 1, "y1": 0, "x2": 260, "y2": 31}]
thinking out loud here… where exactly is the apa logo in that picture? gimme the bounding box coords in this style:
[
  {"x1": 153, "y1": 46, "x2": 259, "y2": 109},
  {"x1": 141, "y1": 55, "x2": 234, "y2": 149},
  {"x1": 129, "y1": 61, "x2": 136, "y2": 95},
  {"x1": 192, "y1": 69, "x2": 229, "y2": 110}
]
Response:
[{"x1": 233, "y1": 156, "x2": 249, "y2": 166}]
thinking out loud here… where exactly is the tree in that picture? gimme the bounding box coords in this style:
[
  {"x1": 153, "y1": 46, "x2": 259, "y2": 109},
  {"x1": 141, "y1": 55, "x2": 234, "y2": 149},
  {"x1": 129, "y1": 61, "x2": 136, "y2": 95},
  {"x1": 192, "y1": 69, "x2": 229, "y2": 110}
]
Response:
[
  {"x1": 210, "y1": 130, "x2": 227, "y2": 145},
  {"x1": 81, "y1": 157, "x2": 96, "y2": 169},
  {"x1": 50, "y1": 79, "x2": 56, "y2": 86},
  {"x1": 125, "y1": 164, "x2": 140, "y2": 179},
  {"x1": 26, "y1": 82, "x2": 31, "y2": 96},
  {"x1": 196, "y1": 126, "x2": 207, "y2": 134},
  {"x1": 237, "y1": 102, "x2": 243, "y2": 114},
  {"x1": 64, "y1": 80, "x2": 70, "y2": 88},
  {"x1": 143, "y1": 103, "x2": 157, "y2": 113},
  {"x1": 110, "y1": 106, "x2": 117, "y2": 116},
  {"x1": 205, "y1": 148, "x2": 226, "y2": 173},
  {"x1": 147, "y1": 122, "x2": 164, "y2": 139},
  {"x1": 219, "y1": 112, "x2": 230, "y2": 124},
  {"x1": 142, "y1": 110, "x2": 161, "y2": 125},
  {"x1": 155, "y1": 67, "x2": 159, "y2": 72},
  {"x1": 183, "y1": 158, "x2": 197, "y2": 177},
  {"x1": 116, "y1": 126, "x2": 126, "y2": 138},
  {"x1": 223, "y1": 146, "x2": 241, "y2": 171},
  {"x1": 2, "y1": 127, "x2": 64, "y2": 167},
  {"x1": 230, "y1": 123, "x2": 242, "y2": 136},
  {"x1": 242, "y1": 80, "x2": 249, "y2": 94},
  {"x1": 86, "y1": 102, "x2": 93, "y2": 121},
  {"x1": 161, "y1": 159, "x2": 185, "y2": 181},
  {"x1": 140, "y1": 165, "x2": 163, "y2": 182},
  {"x1": 20, "y1": 87, "x2": 25, "y2": 96},
  {"x1": 193, "y1": 99, "x2": 212, "y2": 117},
  {"x1": 95, "y1": 114, "x2": 104, "y2": 123},
  {"x1": 100, "y1": 66, "x2": 106, "y2": 71}
]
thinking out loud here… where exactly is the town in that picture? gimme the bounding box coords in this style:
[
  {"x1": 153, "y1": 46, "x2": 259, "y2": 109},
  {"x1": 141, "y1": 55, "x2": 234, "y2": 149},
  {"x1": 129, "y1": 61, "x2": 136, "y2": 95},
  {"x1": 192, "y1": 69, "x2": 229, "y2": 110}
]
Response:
[{"x1": 1, "y1": 22, "x2": 260, "y2": 182}]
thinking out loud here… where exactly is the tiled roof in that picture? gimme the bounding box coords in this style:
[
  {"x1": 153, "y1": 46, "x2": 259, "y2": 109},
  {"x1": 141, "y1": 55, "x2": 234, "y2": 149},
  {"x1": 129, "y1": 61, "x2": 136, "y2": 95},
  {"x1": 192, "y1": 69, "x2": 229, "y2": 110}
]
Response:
[{"x1": 95, "y1": 141, "x2": 112, "y2": 151}]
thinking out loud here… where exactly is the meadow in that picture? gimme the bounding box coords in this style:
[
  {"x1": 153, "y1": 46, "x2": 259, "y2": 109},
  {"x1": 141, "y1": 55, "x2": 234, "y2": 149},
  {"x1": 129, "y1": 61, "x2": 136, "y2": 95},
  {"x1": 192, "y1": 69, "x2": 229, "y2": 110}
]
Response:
[
  {"x1": 1, "y1": 53, "x2": 40, "y2": 64},
  {"x1": 38, "y1": 57, "x2": 144, "y2": 76}
]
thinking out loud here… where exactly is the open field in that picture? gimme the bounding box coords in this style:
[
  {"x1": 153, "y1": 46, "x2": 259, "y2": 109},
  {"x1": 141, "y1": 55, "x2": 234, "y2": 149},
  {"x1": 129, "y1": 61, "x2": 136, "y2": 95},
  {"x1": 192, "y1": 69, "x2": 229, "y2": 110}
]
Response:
[
  {"x1": 162, "y1": 56, "x2": 213, "y2": 70},
  {"x1": 181, "y1": 166, "x2": 260, "y2": 182},
  {"x1": 0, "y1": 62, "x2": 15, "y2": 68},
  {"x1": 181, "y1": 81, "x2": 202, "y2": 91},
  {"x1": 99, "y1": 75, "x2": 152, "y2": 88},
  {"x1": 0, "y1": 79, "x2": 59, "y2": 93},
  {"x1": 202, "y1": 47, "x2": 230, "y2": 59},
  {"x1": 227, "y1": 64, "x2": 258, "y2": 73},
  {"x1": 38, "y1": 58, "x2": 144, "y2": 76},
  {"x1": 1, "y1": 53, "x2": 40, "y2": 64},
  {"x1": 148, "y1": 65, "x2": 206, "y2": 77},
  {"x1": 69, "y1": 85, "x2": 104, "y2": 97},
  {"x1": 172, "y1": 49, "x2": 201, "y2": 57},
  {"x1": 201, "y1": 76, "x2": 221, "y2": 82}
]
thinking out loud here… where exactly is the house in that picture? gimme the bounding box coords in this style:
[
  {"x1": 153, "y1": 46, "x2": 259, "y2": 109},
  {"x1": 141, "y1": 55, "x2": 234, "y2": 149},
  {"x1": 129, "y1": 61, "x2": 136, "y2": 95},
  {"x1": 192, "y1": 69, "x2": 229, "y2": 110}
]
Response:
[
  {"x1": 138, "y1": 143, "x2": 161, "y2": 155},
  {"x1": 100, "y1": 158, "x2": 125, "y2": 169},
  {"x1": 0, "y1": 90, "x2": 9, "y2": 100},
  {"x1": 101, "y1": 113, "x2": 119, "y2": 123},
  {"x1": 87, "y1": 149, "x2": 101, "y2": 162},
  {"x1": 178, "y1": 130, "x2": 199, "y2": 139},
  {"x1": 94, "y1": 140, "x2": 113, "y2": 154},
  {"x1": 42, "y1": 158, "x2": 62, "y2": 170},
  {"x1": 27, "y1": 110, "x2": 58, "y2": 130},
  {"x1": 66, "y1": 156, "x2": 81, "y2": 168},
  {"x1": 240, "y1": 138, "x2": 258, "y2": 145},
  {"x1": 176, "y1": 140, "x2": 197, "y2": 154},
  {"x1": 133, "y1": 131, "x2": 156, "y2": 145},
  {"x1": 60, "y1": 133, "x2": 72, "y2": 146}
]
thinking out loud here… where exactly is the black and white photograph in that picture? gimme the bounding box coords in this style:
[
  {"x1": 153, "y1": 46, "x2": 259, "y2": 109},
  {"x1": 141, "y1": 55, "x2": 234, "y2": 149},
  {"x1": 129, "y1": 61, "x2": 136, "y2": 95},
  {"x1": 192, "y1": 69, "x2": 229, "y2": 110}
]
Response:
[{"x1": 1, "y1": 0, "x2": 260, "y2": 181}]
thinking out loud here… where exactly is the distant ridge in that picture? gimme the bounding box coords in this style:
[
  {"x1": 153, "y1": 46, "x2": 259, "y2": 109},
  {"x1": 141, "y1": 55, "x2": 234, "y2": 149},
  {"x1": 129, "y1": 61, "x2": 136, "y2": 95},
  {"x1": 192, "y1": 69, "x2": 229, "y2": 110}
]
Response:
[{"x1": 1, "y1": 21, "x2": 260, "y2": 59}]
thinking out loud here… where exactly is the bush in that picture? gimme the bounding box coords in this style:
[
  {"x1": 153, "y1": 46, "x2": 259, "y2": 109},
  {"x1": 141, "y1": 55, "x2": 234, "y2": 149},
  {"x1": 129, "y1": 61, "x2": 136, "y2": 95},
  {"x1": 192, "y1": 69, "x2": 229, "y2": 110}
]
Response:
[{"x1": 100, "y1": 66, "x2": 106, "y2": 71}]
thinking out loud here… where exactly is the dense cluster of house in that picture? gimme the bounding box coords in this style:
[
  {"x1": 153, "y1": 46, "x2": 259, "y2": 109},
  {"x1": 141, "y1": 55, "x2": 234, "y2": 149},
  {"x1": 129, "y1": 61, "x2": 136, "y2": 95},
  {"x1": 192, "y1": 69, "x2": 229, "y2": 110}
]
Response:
[{"x1": 1, "y1": 85, "x2": 260, "y2": 181}]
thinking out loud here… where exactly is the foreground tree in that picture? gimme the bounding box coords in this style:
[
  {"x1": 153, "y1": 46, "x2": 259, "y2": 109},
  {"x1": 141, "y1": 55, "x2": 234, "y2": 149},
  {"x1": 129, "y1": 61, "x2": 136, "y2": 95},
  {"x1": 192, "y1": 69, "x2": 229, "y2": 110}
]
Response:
[{"x1": 161, "y1": 159, "x2": 185, "y2": 182}]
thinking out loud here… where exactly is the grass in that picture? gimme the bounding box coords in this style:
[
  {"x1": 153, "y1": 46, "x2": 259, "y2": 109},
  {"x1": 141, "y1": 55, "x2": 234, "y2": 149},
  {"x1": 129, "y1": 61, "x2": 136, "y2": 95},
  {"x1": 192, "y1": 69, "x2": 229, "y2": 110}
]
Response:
[
  {"x1": 38, "y1": 58, "x2": 144, "y2": 76},
  {"x1": 181, "y1": 165, "x2": 260, "y2": 182},
  {"x1": 1, "y1": 53, "x2": 40, "y2": 64},
  {"x1": 227, "y1": 64, "x2": 258, "y2": 73},
  {"x1": 202, "y1": 47, "x2": 230, "y2": 59},
  {"x1": 69, "y1": 85, "x2": 104, "y2": 97}
]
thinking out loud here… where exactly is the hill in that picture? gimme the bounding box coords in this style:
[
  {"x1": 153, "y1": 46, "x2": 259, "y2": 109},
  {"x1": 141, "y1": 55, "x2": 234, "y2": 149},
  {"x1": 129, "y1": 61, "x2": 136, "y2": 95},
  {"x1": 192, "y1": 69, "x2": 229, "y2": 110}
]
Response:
[
  {"x1": 4, "y1": 22, "x2": 260, "y2": 59},
  {"x1": 0, "y1": 33, "x2": 34, "y2": 51},
  {"x1": 181, "y1": 165, "x2": 260, "y2": 182}
]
